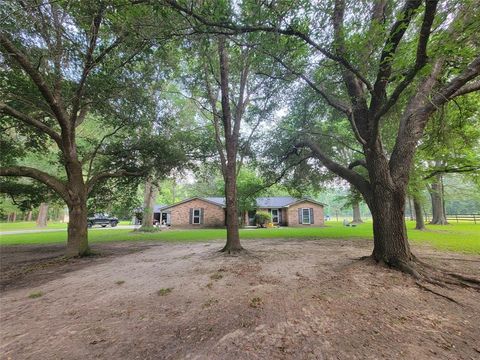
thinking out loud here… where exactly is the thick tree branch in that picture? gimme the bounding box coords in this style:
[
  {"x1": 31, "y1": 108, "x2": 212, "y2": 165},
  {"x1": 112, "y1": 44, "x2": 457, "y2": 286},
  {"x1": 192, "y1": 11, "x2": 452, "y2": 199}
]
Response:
[
  {"x1": 87, "y1": 170, "x2": 144, "y2": 194},
  {"x1": 246, "y1": 155, "x2": 312, "y2": 198},
  {"x1": 370, "y1": 0, "x2": 423, "y2": 112},
  {"x1": 218, "y1": 36, "x2": 233, "y2": 141},
  {"x1": 333, "y1": 0, "x2": 371, "y2": 145},
  {"x1": 333, "y1": 0, "x2": 371, "y2": 102},
  {"x1": 0, "y1": 166, "x2": 69, "y2": 202},
  {"x1": 423, "y1": 165, "x2": 480, "y2": 180},
  {"x1": 390, "y1": 55, "x2": 480, "y2": 182},
  {"x1": 450, "y1": 80, "x2": 480, "y2": 98},
  {"x1": 296, "y1": 139, "x2": 371, "y2": 197},
  {"x1": 0, "y1": 32, "x2": 69, "y2": 129},
  {"x1": 203, "y1": 59, "x2": 227, "y2": 173},
  {"x1": 348, "y1": 159, "x2": 367, "y2": 170},
  {"x1": 233, "y1": 50, "x2": 250, "y2": 141},
  {"x1": 86, "y1": 121, "x2": 127, "y2": 180},
  {"x1": 268, "y1": 52, "x2": 351, "y2": 115},
  {"x1": 70, "y1": 6, "x2": 104, "y2": 125},
  {"x1": 375, "y1": 0, "x2": 438, "y2": 120},
  {"x1": 433, "y1": 55, "x2": 480, "y2": 106},
  {"x1": 0, "y1": 102, "x2": 62, "y2": 147}
]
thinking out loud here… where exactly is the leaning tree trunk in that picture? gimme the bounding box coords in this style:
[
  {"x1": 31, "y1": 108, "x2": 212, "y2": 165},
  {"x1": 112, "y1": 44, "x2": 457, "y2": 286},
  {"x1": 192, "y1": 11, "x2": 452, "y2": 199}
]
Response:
[
  {"x1": 429, "y1": 174, "x2": 448, "y2": 225},
  {"x1": 413, "y1": 196, "x2": 425, "y2": 230},
  {"x1": 351, "y1": 202, "x2": 363, "y2": 224},
  {"x1": 140, "y1": 179, "x2": 158, "y2": 229},
  {"x1": 221, "y1": 170, "x2": 242, "y2": 253},
  {"x1": 36, "y1": 203, "x2": 48, "y2": 227}
]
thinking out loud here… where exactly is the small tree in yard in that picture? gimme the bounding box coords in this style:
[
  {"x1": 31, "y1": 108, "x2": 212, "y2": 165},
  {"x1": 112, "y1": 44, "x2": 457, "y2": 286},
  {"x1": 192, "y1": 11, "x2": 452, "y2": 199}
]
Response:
[{"x1": 184, "y1": 33, "x2": 279, "y2": 253}]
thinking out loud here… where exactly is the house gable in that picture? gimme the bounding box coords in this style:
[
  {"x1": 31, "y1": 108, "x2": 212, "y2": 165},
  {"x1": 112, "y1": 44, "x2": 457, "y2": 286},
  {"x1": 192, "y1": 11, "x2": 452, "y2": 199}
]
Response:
[
  {"x1": 286, "y1": 200, "x2": 325, "y2": 227},
  {"x1": 161, "y1": 197, "x2": 225, "y2": 228}
]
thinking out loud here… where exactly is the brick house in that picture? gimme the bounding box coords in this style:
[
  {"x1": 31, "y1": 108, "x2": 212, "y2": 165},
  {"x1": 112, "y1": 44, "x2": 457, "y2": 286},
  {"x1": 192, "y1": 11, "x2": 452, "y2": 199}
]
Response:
[
  {"x1": 153, "y1": 196, "x2": 325, "y2": 228},
  {"x1": 252, "y1": 197, "x2": 325, "y2": 227}
]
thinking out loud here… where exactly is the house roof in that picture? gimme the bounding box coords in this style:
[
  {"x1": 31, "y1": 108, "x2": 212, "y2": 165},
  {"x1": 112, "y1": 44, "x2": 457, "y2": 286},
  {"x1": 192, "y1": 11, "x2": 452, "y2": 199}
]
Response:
[
  {"x1": 203, "y1": 197, "x2": 226, "y2": 207},
  {"x1": 153, "y1": 204, "x2": 169, "y2": 212},
  {"x1": 159, "y1": 196, "x2": 226, "y2": 210},
  {"x1": 255, "y1": 196, "x2": 298, "y2": 208},
  {"x1": 256, "y1": 196, "x2": 326, "y2": 208},
  {"x1": 153, "y1": 196, "x2": 325, "y2": 212}
]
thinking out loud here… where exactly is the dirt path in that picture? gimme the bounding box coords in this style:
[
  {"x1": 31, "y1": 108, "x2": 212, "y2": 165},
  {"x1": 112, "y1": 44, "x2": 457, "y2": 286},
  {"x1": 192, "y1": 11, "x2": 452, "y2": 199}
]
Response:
[{"x1": 1, "y1": 239, "x2": 479, "y2": 359}]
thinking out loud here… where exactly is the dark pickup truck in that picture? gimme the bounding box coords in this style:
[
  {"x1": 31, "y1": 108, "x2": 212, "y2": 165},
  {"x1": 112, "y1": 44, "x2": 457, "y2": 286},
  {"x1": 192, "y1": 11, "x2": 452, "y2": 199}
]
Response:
[{"x1": 87, "y1": 214, "x2": 119, "y2": 228}]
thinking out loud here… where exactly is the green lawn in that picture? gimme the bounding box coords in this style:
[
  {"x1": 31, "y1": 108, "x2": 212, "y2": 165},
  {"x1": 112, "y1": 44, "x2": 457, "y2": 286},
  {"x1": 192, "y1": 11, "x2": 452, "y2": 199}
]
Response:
[
  {"x1": 0, "y1": 221, "x2": 478, "y2": 254},
  {"x1": 0, "y1": 220, "x2": 131, "y2": 231}
]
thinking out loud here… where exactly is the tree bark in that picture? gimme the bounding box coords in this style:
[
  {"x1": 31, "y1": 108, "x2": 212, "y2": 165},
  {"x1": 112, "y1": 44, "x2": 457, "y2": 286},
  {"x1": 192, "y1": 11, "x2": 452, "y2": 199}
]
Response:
[
  {"x1": 351, "y1": 202, "x2": 363, "y2": 223},
  {"x1": 66, "y1": 201, "x2": 89, "y2": 257},
  {"x1": 413, "y1": 196, "x2": 425, "y2": 230},
  {"x1": 221, "y1": 170, "x2": 242, "y2": 253},
  {"x1": 429, "y1": 174, "x2": 448, "y2": 225},
  {"x1": 36, "y1": 203, "x2": 49, "y2": 227},
  {"x1": 140, "y1": 178, "x2": 157, "y2": 229},
  {"x1": 26, "y1": 210, "x2": 32, "y2": 221},
  {"x1": 65, "y1": 158, "x2": 90, "y2": 257},
  {"x1": 369, "y1": 186, "x2": 412, "y2": 266}
]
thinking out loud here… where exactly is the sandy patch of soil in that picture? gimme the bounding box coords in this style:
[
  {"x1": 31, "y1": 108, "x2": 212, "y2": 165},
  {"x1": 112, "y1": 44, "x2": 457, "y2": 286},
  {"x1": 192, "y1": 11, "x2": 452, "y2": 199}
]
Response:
[{"x1": 1, "y1": 239, "x2": 479, "y2": 359}]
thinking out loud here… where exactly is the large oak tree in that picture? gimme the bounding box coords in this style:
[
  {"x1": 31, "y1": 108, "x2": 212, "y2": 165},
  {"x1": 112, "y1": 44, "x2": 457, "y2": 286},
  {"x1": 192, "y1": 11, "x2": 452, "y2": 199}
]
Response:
[{"x1": 0, "y1": 1, "x2": 178, "y2": 255}]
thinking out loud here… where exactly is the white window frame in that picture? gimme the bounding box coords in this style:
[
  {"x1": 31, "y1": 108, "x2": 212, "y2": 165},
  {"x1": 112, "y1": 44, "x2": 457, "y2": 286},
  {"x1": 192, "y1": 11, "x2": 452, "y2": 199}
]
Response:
[
  {"x1": 193, "y1": 208, "x2": 201, "y2": 224},
  {"x1": 302, "y1": 208, "x2": 311, "y2": 224}
]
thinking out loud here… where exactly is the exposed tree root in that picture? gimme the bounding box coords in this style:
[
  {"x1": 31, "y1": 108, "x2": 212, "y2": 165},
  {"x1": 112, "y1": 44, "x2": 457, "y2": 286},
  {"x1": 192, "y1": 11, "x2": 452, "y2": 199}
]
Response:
[
  {"x1": 447, "y1": 272, "x2": 480, "y2": 286},
  {"x1": 367, "y1": 253, "x2": 480, "y2": 305},
  {"x1": 219, "y1": 246, "x2": 246, "y2": 255},
  {"x1": 414, "y1": 281, "x2": 461, "y2": 305}
]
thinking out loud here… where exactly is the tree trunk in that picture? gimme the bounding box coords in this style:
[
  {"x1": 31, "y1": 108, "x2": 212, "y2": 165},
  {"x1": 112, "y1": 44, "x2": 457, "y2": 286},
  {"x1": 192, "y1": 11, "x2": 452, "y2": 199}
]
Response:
[
  {"x1": 369, "y1": 187, "x2": 412, "y2": 266},
  {"x1": 26, "y1": 210, "x2": 32, "y2": 221},
  {"x1": 413, "y1": 196, "x2": 425, "y2": 230},
  {"x1": 221, "y1": 171, "x2": 242, "y2": 253},
  {"x1": 36, "y1": 203, "x2": 48, "y2": 227},
  {"x1": 407, "y1": 197, "x2": 414, "y2": 221},
  {"x1": 364, "y1": 147, "x2": 413, "y2": 267},
  {"x1": 351, "y1": 202, "x2": 363, "y2": 224},
  {"x1": 65, "y1": 158, "x2": 90, "y2": 257},
  {"x1": 66, "y1": 201, "x2": 89, "y2": 257},
  {"x1": 429, "y1": 174, "x2": 448, "y2": 225},
  {"x1": 140, "y1": 179, "x2": 157, "y2": 229}
]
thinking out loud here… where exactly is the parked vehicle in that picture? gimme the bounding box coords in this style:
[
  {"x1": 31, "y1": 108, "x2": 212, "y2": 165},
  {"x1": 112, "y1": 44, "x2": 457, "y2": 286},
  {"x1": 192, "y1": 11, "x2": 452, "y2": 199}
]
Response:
[{"x1": 87, "y1": 214, "x2": 119, "y2": 228}]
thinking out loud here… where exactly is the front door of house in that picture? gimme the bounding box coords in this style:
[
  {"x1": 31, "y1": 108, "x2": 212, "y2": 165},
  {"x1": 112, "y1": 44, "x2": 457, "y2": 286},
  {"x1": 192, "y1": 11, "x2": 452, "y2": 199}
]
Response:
[{"x1": 271, "y1": 209, "x2": 279, "y2": 224}]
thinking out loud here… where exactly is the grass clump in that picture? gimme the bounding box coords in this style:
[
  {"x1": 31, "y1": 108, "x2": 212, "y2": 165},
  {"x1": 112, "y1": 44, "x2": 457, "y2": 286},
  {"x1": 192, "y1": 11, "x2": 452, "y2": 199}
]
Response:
[
  {"x1": 157, "y1": 287, "x2": 173, "y2": 296},
  {"x1": 28, "y1": 291, "x2": 44, "y2": 299},
  {"x1": 210, "y1": 273, "x2": 223, "y2": 280},
  {"x1": 249, "y1": 296, "x2": 263, "y2": 308}
]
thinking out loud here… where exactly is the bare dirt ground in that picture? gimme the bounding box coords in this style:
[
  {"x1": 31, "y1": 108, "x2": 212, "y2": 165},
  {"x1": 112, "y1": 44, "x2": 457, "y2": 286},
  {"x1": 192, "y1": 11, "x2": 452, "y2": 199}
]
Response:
[{"x1": 1, "y1": 239, "x2": 479, "y2": 360}]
